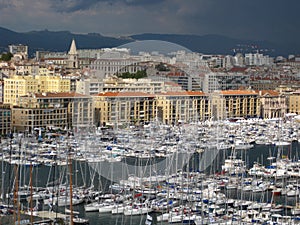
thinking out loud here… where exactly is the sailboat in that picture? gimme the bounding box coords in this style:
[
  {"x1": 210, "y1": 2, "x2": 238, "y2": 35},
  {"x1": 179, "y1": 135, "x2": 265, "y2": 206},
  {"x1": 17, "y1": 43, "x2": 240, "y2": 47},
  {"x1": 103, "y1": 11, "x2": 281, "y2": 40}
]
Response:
[
  {"x1": 67, "y1": 147, "x2": 89, "y2": 225},
  {"x1": 291, "y1": 181, "x2": 300, "y2": 215}
]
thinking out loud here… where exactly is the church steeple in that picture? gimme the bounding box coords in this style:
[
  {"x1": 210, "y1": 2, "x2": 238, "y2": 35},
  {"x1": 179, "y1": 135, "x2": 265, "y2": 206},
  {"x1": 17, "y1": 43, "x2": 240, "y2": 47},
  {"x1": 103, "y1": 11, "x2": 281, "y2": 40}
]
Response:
[
  {"x1": 67, "y1": 38, "x2": 79, "y2": 69},
  {"x1": 69, "y1": 38, "x2": 77, "y2": 55}
]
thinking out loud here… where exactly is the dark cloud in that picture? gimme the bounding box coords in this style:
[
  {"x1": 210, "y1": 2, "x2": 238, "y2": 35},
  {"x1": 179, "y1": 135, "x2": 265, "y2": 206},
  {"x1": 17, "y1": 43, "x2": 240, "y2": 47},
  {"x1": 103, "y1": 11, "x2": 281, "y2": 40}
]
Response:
[
  {"x1": 0, "y1": 0, "x2": 16, "y2": 9},
  {"x1": 51, "y1": 0, "x2": 166, "y2": 12},
  {"x1": 0, "y1": 0, "x2": 299, "y2": 45}
]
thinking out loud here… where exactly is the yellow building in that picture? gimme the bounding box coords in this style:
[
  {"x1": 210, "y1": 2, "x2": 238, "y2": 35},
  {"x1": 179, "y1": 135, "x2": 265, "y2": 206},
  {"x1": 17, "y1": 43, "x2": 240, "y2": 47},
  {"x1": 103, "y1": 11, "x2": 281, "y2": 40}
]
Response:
[
  {"x1": 155, "y1": 91, "x2": 209, "y2": 124},
  {"x1": 289, "y1": 90, "x2": 300, "y2": 114},
  {"x1": 212, "y1": 90, "x2": 259, "y2": 120},
  {"x1": 4, "y1": 75, "x2": 70, "y2": 106},
  {"x1": 36, "y1": 75, "x2": 70, "y2": 93},
  {"x1": 93, "y1": 92, "x2": 155, "y2": 126}
]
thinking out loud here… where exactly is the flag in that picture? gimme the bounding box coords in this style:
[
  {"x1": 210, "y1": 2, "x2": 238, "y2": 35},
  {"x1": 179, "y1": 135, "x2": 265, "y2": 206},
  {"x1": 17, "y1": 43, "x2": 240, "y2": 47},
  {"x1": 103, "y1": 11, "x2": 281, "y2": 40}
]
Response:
[{"x1": 134, "y1": 193, "x2": 142, "y2": 198}]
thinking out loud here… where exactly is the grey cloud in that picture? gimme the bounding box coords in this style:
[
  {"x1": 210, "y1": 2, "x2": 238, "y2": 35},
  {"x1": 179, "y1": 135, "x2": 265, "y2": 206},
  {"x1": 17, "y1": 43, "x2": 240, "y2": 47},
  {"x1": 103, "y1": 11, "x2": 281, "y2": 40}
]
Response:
[
  {"x1": 0, "y1": 0, "x2": 17, "y2": 9},
  {"x1": 51, "y1": 0, "x2": 166, "y2": 12},
  {"x1": 0, "y1": 0, "x2": 299, "y2": 45}
]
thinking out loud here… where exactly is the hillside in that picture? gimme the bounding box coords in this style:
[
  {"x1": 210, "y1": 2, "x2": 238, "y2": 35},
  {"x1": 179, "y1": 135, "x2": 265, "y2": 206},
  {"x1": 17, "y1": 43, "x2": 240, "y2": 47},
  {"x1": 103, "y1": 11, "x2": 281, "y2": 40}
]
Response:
[{"x1": 0, "y1": 27, "x2": 294, "y2": 56}]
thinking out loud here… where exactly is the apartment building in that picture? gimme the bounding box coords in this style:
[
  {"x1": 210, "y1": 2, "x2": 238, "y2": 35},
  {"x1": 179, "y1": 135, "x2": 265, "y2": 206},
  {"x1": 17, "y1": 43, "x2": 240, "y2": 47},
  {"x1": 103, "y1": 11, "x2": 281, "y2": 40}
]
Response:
[
  {"x1": 155, "y1": 91, "x2": 209, "y2": 124},
  {"x1": 8, "y1": 44, "x2": 28, "y2": 60},
  {"x1": 203, "y1": 72, "x2": 250, "y2": 93},
  {"x1": 0, "y1": 104, "x2": 11, "y2": 135},
  {"x1": 289, "y1": 90, "x2": 300, "y2": 115},
  {"x1": 93, "y1": 92, "x2": 155, "y2": 126},
  {"x1": 12, "y1": 92, "x2": 93, "y2": 132},
  {"x1": 211, "y1": 90, "x2": 259, "y2": 120},
  {"x1": 4, "y1": 75, "x2": 70, "y2": 106},
  {"x1": 12, "y1": 107, "x2": 68, "y2": 133}
]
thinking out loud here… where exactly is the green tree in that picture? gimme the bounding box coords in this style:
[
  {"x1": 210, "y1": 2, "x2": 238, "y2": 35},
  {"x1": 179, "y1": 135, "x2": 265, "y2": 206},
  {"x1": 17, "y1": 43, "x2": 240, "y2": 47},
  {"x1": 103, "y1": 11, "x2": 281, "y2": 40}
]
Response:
[
  {"x1": 155, "y1": 62, "x2": 170, "y2": 71},
  {"x1": 117, "y1": 70, "x2": 147, "y2": 79},
  {"x1": 0, "y1": 52, "x2": 13, "y2": 61}
]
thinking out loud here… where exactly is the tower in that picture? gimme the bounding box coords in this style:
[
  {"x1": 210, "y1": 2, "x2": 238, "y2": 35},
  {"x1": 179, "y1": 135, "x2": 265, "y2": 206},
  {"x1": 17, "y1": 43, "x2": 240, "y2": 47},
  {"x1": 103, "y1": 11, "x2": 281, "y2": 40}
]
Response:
[{"x1": 67, "y1": 39, "x2": 79, "y2": 69}]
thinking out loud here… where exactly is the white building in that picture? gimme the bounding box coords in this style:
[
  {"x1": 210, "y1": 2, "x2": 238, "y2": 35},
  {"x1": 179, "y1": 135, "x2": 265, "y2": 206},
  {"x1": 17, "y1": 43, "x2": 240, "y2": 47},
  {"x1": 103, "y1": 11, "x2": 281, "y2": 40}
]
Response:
[
  {"x1": 8, "y1": 44, "x2": 28, "y2": 60},
  {"x1": 203, "y1": 72, "x2": 250, "y2": 93},
  {"x1": 244, "y1": 53, "x2": 274, "y2": 66}
]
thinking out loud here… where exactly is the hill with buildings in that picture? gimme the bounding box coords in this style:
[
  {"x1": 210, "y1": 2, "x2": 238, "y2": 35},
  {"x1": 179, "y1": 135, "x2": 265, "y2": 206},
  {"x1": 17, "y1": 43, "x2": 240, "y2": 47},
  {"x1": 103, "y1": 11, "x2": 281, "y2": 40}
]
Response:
[
  {"x1": 0, "y1": 27, "x2": 130, "y2": 55},
  {"x1": 0, "y1": 27, "x2": 294, "y2": 57},
  {"x1": 130, "y1": 33, "x2": 284, "y2": 56}
]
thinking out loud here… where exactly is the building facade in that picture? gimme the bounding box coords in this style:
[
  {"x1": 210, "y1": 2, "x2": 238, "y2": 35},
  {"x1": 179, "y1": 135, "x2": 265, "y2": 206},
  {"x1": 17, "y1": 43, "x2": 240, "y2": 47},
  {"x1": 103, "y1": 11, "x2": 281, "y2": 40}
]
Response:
[
  {"x1": 0, "y1": 104, "x2": 11, "y2": 135},
  {"x1": 155, "y1": 91, "x2": 209, "y2": 124},
  {"x1": 203, "y1": 72, "x2": 250, "y2": 93},
  {"x1": 12, "y1": 92, "x2": 93, "y2": 132},
  {"x1": 211, "y1": 90, "x2": 259, "y2": 120},
  {"x1": 12, "y1": 107, "x2": 68, "y2": 133},
  {"x1": 289, "y1": 90, "x2": 300, "y2": 115},
  {"x1": 4, "y1": 75, "x2": 70, "y2": 106},
  {"x1": 93, "y1": 92, "x2": 155, "y2": 126},
  {"x1": 8, "y1": 44, "x2": 28, "y2": 60},
  {"x1": 257, "y1": 90, "x2": 287, "y2": 119}
]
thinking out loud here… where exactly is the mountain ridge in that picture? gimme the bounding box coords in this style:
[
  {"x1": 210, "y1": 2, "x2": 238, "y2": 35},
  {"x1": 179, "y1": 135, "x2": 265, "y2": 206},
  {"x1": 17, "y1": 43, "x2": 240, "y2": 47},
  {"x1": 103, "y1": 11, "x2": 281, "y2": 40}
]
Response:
[{"x1": 0, "y1": 27, "x2": 295, "y2": 56}]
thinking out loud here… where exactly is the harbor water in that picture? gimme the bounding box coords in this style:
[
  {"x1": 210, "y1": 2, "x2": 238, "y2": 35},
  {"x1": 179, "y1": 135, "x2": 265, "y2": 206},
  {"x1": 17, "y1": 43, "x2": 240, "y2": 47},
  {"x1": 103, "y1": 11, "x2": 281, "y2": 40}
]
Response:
[{"x1": 1, "y1": 140, "x2": 300, "y2": 224}]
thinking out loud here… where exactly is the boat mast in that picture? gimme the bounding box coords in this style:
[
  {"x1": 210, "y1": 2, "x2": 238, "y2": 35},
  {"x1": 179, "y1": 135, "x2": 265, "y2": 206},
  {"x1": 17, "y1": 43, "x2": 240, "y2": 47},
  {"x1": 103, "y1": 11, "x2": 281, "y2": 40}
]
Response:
[
  {"x1": 0, "y1": 137, "x2": 4, "y2": 201},
  {"x1": 68, "y1": 146, "x2": 74, "y2": 225},
  {"x1": 30, "y1": 160, "x2": 33, "y2": 224},
  {"x1": 13, "y1": 139, "x2": 21, "y2": 225}
]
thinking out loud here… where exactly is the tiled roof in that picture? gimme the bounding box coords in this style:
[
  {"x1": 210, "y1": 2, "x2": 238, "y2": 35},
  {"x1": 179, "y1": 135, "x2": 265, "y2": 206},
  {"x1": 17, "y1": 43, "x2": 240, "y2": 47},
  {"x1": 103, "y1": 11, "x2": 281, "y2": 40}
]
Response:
[
  {"x1": 255, "y1": 90, "x2": 280, "y2": 96},
  {"x1": 95, "y1": 92, "x2": 154, "y2": 97},
  {"x1": 228, "y1": 67, "x2": 248, "y2": 73},
  {"x1": 158, "y1": 91, "x2": 206, "y2": 96},
  {"x1": 35, "y1": 92, "x2": 88, "y2": 98},
  {"x1": 220, "y1": 90, "x2": 257, "y2": 95}
]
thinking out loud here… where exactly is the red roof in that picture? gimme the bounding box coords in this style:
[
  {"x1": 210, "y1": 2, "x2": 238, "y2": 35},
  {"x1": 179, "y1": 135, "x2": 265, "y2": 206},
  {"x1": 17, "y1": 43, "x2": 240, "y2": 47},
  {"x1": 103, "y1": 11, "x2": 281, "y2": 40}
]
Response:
[
  {"x1": 228, "y1": 67, "x2": 248, "y2": 73},
  {"x1": 95, "y1": 92, "x2": 154, "y2": 97},
  {"x1": 220, "y1": 90, "x2": 257, "y2": 95},
  {"x1": 35, "y1": 92, "x2": 88, "y2": 98}
]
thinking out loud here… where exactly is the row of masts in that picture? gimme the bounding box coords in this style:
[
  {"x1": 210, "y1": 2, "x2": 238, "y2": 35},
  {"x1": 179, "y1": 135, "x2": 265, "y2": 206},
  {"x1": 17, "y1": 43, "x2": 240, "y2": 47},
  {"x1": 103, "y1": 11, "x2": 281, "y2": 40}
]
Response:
[{"x1": 1, "y1": 135, "x2": 78, "y2": 225}]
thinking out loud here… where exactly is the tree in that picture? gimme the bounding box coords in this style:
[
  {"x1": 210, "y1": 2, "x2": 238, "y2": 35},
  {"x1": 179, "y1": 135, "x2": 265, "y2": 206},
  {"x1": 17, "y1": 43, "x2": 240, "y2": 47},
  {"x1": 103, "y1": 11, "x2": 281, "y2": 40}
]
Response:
[
  {"x1": 155, "y1": 62, "x2": 170, "y2": 71},
  {"x1": 0, "y1": 52, "x2": 13, "y2": 61},
  {"x1": 117, "y1": 70, "x2": 147, "y2": 79}
]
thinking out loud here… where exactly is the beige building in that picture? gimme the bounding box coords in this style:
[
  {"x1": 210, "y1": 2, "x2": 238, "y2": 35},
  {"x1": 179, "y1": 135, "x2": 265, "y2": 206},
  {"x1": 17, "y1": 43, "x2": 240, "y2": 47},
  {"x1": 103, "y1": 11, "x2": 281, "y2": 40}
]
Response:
[
  {"x1": 93, "y1": 92, "x2": 155, "y2": 126},
  {"x1": 94, "y1": 91, "x2": 209, "y2": 126},
  {"x1": 76, "y1": 77, "x2": 183, "y2": 96},
  {"x1": 12, "y1": 107, "x2": 68, "y2": 133},
  {"x1": 12, "y1": 92, "x2": 93, "y2": 132},
  {"x1": 289, "y1": 90, "x2": 300, "y2": 115},
  {"x1": 211, "y1": 90, "x2": 259, "y2": 120},
  {"x1": 256, "y1": 90, "x2": 287, "y2": 118},
  {"x1": 155, "y1": 91, "x2": 209, "y2": 124}
]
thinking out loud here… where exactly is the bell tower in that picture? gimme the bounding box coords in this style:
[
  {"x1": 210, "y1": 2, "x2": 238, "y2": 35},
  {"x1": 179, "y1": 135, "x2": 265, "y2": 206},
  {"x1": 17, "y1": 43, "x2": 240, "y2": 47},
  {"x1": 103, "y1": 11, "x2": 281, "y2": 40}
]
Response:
[{"x1": 67, "y1": 39, "x2": 79, "y2": 69}]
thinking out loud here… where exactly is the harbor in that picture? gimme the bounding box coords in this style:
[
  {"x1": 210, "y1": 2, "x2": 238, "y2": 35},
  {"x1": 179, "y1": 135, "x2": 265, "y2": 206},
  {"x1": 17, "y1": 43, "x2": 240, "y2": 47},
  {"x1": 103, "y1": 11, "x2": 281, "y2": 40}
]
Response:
[{"x1": 1, "y1": 117, "x2": 300, "y2": 224}]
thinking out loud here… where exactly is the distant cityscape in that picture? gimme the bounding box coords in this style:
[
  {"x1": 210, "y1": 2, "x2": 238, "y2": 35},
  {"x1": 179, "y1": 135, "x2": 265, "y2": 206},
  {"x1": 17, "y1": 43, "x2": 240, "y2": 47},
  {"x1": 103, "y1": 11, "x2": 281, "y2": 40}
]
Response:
[{"x1": 0, "y1": 39, "x2": 300, "y2": 135}]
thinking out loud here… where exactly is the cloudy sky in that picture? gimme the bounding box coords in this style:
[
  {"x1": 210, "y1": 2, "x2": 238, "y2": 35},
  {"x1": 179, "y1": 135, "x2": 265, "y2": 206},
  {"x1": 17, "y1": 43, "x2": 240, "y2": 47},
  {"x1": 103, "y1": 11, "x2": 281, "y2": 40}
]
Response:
[{"x1": 0, "y1": 0, "x2": 299, "y2": 44}]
